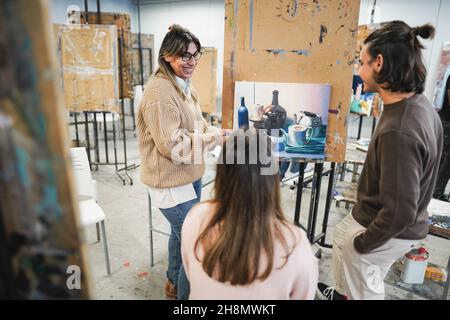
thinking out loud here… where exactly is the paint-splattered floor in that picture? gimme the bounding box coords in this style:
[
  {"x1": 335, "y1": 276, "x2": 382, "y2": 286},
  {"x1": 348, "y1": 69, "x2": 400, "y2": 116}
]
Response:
[{"x1": 78, "y1": 113, "x2": 450, "y2": 300}]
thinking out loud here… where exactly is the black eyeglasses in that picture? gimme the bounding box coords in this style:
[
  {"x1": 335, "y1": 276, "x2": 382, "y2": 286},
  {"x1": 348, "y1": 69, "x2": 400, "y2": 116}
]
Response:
[{"x1": 180, "y1": 51, "x2": 202, "y2": 62}]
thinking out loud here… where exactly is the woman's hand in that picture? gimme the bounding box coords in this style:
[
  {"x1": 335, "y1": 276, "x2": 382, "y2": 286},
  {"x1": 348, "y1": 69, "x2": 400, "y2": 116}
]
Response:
[
  {"x1": 221, "y1": 129, "x2": 233, "y2": 136},
  {"x1": 220, "y1": 129, "x2": 233, "y2": 144}
]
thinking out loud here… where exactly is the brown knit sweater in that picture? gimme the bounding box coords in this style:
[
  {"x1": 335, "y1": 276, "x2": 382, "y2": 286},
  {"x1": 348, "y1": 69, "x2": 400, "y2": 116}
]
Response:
[
  {"x1": 352, "y1": 94, "x2": 443, "y2": 254},
  {"x1": 137, "y1": 74, "x2": 220, "y2": 188}
]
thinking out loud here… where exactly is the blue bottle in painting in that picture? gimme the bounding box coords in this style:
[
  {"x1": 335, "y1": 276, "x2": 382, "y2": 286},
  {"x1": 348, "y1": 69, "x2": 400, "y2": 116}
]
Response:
[{"x1": 237, "y1": 96, "x2": 249, "y2": 129}]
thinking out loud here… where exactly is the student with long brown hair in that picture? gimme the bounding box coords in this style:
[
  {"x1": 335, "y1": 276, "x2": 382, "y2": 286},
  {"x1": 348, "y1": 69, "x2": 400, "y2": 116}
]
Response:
[{"x1": 181, "y1": 131, "x2": 318, "y2": 299}]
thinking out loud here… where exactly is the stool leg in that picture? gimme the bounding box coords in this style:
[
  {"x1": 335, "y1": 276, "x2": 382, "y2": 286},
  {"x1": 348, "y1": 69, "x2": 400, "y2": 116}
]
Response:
[
  {"x1": 352, "y1": 163, "x2": 360, "y2": 183},
  {"x1": 351, "y1": 163, "x2": 357, "y2": 183},
  {"x1": 148, "y1": 193, "x2": 154, "y2": 267},
  {"x1": 100, "y1": 221, "x2": 111, "y2": 276},
  {"x1": 96, "y1": 222, "x2": 101, "y2": 242}
]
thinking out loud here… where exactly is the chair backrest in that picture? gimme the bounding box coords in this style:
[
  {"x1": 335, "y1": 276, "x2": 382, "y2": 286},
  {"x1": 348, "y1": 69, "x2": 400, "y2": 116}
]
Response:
[{"x1": 70, "y1": 147, "x2": 95, "y2": 199}]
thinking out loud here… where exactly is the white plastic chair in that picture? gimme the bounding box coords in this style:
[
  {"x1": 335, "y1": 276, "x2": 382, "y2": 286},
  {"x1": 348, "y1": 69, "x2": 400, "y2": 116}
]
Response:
[{"x1": 70, "y1": 147, "x2": 111, "y2": 276}]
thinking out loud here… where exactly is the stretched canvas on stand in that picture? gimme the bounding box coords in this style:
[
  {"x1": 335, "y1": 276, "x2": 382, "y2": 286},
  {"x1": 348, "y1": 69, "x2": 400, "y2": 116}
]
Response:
[{"x1": 359, "y1": 93, "x2": 374, "y2": 116}]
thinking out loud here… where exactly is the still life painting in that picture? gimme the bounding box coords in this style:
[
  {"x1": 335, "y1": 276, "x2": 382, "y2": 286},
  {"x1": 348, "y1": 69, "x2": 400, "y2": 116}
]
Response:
[{"x1": 234, "y1": 81, "x2": 331, "y2": 160}]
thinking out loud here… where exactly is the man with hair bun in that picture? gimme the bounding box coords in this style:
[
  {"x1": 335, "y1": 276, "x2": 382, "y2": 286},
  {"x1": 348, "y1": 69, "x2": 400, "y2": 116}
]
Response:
[{"x1": 317, "y1": 21, "x2": 443, "y2": 300}]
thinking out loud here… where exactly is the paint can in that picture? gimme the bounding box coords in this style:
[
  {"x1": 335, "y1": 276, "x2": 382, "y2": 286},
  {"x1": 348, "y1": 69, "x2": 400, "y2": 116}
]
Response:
[{"x1": 401, "y1": 247, "x2": 429, "y2": 284}]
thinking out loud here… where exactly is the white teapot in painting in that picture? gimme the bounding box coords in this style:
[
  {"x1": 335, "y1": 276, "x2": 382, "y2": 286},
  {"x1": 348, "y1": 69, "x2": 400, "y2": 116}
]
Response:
[{"x1": 296, "y1": 111, "x2": 322, "y2": 138}]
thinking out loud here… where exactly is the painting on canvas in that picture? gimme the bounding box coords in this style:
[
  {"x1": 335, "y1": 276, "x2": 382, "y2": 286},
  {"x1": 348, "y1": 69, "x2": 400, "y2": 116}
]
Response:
[
  {"x1": 234, "y1": 81, "x2": 331, "y2": 160},
  {"x1": 433, "y1": 43, "x2": 450, "y2": 111}
]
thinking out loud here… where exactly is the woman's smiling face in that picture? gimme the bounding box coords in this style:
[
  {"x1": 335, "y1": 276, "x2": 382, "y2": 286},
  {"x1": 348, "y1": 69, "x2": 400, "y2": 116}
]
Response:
[{"x1": 164, "y1": 41, "x2": 199, "y2": 80}]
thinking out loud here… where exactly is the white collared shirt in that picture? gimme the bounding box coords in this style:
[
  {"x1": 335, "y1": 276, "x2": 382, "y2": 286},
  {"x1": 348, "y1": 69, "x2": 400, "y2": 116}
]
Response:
[
  {"x1": 175, "y1": 75, "x2": 191, "y2": 96},
  {"x1": 148, "y1": 183, "x2": 197, "y2": 209}
]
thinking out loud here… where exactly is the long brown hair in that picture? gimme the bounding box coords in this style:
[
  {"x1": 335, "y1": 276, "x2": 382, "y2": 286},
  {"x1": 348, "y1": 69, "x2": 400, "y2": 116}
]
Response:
[
  {"x1": 194, "y1": 131, "x2": 297, "y2": 285},
  {"x1": 154, "y1": 24, "x2": 201, "y2": 103},
  {"x1": 364, "y1": 21, "x2": 435, "y2": 94}
]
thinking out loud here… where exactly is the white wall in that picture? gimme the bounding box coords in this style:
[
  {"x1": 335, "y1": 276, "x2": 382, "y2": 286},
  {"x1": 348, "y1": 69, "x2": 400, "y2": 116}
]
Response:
[
  {"x1": 358, "y1": 0, "x2": 450, "y2": 101},
  {"x1": 138, "y1": 0, "x2": 449, "y2": 110},
  {"x1": 137, "y1": 0, "x2": 225, "y2": 111},
  {"x1": 49, "y1": 0, "x2": 450, "y2": 108},
  {"x1": 49, "y1": 0, "x2": 138, "y2": 31}
]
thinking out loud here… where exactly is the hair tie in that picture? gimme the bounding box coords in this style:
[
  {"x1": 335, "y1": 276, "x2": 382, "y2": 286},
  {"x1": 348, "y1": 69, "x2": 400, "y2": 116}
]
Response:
[{"x1": 409, "y1": 28, "x2": 418, "y2": 44}]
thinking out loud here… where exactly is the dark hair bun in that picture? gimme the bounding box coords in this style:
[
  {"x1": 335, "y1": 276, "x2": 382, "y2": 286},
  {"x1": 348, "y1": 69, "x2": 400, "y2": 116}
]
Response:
[
  {"x1": 168, "y1": 24, "x2": 183, "y2": 32},
  {"x1": 414, "y1": 24, "x2": 435, "y2": 40}
]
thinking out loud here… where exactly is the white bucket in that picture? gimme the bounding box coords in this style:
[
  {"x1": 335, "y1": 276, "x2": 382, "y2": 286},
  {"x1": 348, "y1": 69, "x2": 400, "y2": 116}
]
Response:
[{"x1": 400, "y1": 247, "x2": 429, "y2": 284}]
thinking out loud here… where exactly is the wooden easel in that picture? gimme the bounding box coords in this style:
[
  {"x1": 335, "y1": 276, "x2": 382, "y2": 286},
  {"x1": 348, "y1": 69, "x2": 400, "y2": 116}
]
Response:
[
  {"x1": 221, "y1": 0, "x2": 361, "y2": 249},
  {"x1": 0, "y1": 0, "x2": 90, "y2": 299}
]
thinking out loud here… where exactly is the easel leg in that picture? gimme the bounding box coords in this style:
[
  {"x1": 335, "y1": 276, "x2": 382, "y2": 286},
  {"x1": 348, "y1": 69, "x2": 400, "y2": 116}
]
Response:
[
  {"x1": 320, "y1": 162, "x2": 335, "y2": 248},
  {"x1": 293, "y1": 162, "x2": 306, "y2": 229},
  {"x1": 308, "y1": 163, "x2": 324, "y2": 242}
]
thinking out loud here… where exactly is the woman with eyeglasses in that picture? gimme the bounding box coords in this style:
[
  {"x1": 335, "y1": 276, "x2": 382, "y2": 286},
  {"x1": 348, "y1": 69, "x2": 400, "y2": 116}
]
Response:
[{"x1": 137, "y1": 24, "x2": 225, "y2": 300}]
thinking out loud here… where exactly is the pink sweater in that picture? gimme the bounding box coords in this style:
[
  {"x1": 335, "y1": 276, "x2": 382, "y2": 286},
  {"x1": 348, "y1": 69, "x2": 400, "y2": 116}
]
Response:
[{"x1": 181, "y1": 202, "x2": 319, "y2": 300}]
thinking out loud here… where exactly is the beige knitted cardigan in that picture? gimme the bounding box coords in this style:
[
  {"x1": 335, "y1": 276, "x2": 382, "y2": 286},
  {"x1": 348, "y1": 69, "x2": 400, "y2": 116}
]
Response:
[{"x1": 137, "y1": 75, "x2": 220, "y2": 188}]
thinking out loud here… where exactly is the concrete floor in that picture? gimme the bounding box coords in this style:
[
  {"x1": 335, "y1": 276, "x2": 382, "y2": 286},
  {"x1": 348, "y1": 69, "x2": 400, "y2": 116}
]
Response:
[{"x1": 74, "y1": 112, "x2": 450, "y2": 300}]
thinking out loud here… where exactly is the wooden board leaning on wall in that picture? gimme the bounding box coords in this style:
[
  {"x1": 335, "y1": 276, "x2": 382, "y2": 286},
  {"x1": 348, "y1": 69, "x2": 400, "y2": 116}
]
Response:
[
  {"x1": 80, "y1": 12, "x2": 133, "y2": 99},
  {"x1": 222, "y1": 0, "x2": 361, "y2": 162},
  {"x1": 54, "y1": 24, "x2": 120, "y2": 113},
  {"x1": 0, "y1": 0, "x2": 90, "y2": 299}
]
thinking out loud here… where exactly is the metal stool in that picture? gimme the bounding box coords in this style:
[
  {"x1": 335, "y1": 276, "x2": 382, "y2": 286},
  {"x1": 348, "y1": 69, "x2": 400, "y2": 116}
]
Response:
[
  {"x1": 148, "y1": 192, "x2": 170, "y2": 267},
  {"x1": 443, "y1": 255, "x2": 450, "y2": 300},
  {"x1": 147, "y1": 175, "x2": 216, "y2": 267}
]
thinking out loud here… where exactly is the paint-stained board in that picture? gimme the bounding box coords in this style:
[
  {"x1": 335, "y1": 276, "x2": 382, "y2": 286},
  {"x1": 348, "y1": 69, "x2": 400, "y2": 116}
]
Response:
[
  {"x1": 192, "y1": 47, "x2": 218, "y2": 115},
  {"x1": 54, "y1": 24, "x2": 120, "y2": 113},
  {"x1": 80, "y1": 12, "x2": 134, "y2": 98},
  {"x1": 222, "y1": 0, "x2": 361, "y2": 162},
  {"x1": 0, "y1": 0, "x2": 90, "y2": 299},
  {"x1": 432, "y1": 43, "x2": 450, "y2": 110}
]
